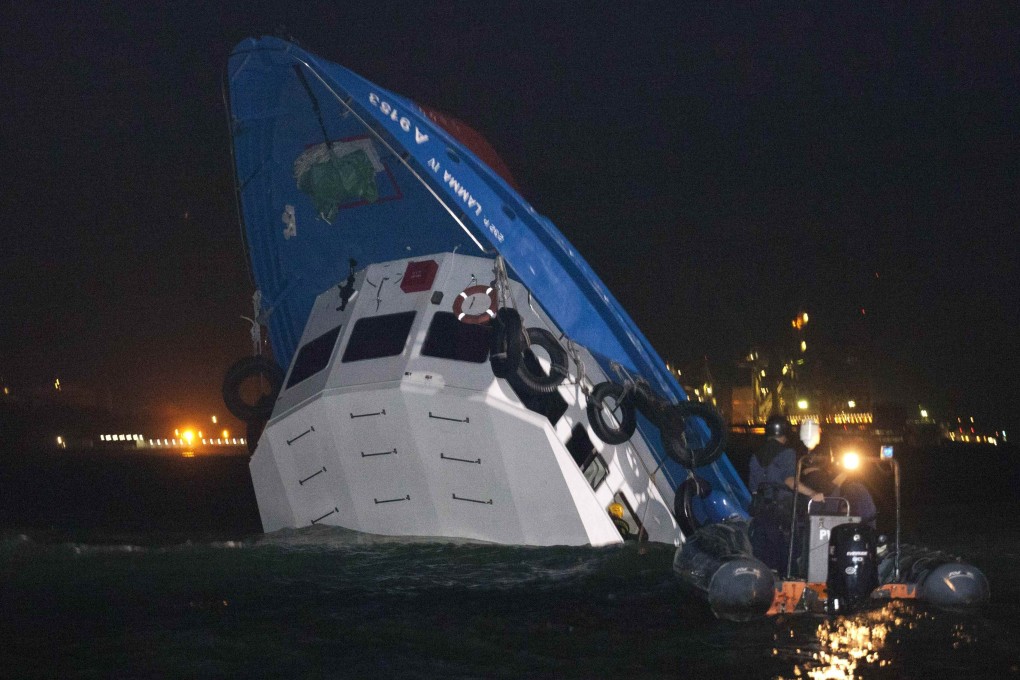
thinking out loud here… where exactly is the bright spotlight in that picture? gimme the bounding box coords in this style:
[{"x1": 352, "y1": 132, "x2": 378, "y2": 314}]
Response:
[{"x1": 841, "y1": 451, "x2": 861, "y2": 470}]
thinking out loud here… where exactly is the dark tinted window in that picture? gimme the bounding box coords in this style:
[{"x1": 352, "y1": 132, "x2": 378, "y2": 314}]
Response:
[
  {"x1": 287, "y1": 325, "x2": 342, "y2": 388},
  {"x1": 565, "y1": 425, "x2": 607, "y2": 490},
  {"x1": 566, "y1": 424, "x2": 596, "y2": 468},
  {"x1": 421, "y1": 312, "x2": 491, "y2": 363},
  {"x1": 342, "y1": 311, "x2": 416, "y2": 363}
]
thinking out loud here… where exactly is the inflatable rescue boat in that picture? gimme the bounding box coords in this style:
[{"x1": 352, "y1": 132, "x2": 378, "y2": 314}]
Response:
[{"x1": 672, "y1": 429, "x2": 989, "y2": 620}]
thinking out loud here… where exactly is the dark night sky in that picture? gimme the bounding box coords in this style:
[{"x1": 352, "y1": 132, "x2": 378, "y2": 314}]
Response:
[{"x1": 1, "y1": 3, "x2": 1017, "y2": 434}]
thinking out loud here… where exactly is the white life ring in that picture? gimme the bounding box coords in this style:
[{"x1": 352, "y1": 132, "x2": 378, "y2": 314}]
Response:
[{"x1": 452, "y1": 285, "x2": 497, "y2": 324}]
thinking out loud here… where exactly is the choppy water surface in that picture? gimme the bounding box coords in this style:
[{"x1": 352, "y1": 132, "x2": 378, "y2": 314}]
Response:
[{"x1": 3, "y1": 516, "x2": 1018, "y2": 679}]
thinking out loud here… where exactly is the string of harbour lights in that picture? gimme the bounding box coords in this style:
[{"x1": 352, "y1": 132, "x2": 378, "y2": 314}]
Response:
[
  {"x1": 97, "y1": 433, "x2": 246, "y2": 447},
  {"x1": 945, "y1": 432, "x2": 999, "y2": 445}
]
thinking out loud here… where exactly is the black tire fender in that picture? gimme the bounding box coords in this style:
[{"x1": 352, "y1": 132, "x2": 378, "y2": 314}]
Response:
[
  {"x1": 678, "y1": 400, "x2": 727, "y2": 468},
  {"x1": 513, "y1": 326, "x2": 569, "y2": 394},
  {"x1": 245, "y1": 395, "x2": 275, "y2": 454},
  {"x1": 658, "y1": 405, "x2": 694, "y2": 468},
  {"x1": 222, "y1": 355, "x2": 284, "y2": 422},
  {"x1": 489, "y1": 307, "x2": 524, "y2": 379},
  {"x1": 246, "y1": 419, "x2": 264, "y2": 454},
  {"x1": 660, "y1": 401, "x2": 728, "y2": 469},
  {"x1": 674, "y1": 475, "x2": 713, "y2": 536},
  {"x1": 586, "y1": 381, "x2": 638, "y2": 445}
]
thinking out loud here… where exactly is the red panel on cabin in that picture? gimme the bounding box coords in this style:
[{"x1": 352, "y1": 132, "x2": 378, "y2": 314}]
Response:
[{"x1": 400, "y1": 260, "x2": 439, "y2": 293}]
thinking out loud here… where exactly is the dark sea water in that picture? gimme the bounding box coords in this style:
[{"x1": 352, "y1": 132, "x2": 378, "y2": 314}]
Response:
[{"x1": 2, "y1": 446, "x2": 1018, "y2": 679}]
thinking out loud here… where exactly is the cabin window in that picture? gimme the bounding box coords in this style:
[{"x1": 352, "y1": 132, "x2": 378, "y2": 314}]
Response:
[
  {"x1": 565, "y1": 425, "x2": 608, "y2": 490},
  {"x1": 584, "y1": 454, "x2": 609, "y2": 490},
  {"x1": 566, "y1": 424, "x2": 595, "y2": 467},
  {"x1": 341, "y1": 311, "x2": 416, "y2": 363},
  {"x1": 287, "y1": 324, "x2": 342, "y2": 388},
  {"x1": 506, "y1": 348, "x2": 568, "y2": 426},
  {"x1": 420, "y1": 312, "x2": 491, "y2": 363}
]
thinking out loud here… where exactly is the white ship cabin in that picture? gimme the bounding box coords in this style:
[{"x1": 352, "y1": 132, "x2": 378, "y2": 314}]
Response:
[{"x1": 249, "y1": 252, "x2": 681, "y2": 546}]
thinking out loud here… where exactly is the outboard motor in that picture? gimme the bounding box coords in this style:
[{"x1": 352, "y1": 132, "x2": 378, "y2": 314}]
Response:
[{"x1": 826, "y1": 523, "x2": 879, "y2": 614}]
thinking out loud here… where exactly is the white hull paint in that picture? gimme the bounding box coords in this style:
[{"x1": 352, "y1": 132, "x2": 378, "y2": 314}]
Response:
[{"x1": 250, "y1": 252, "x2": 680, "y2": 546}]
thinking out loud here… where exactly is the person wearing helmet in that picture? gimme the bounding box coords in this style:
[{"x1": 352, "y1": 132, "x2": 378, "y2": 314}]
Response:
[
  {"x1": 747, "y1": 415, "x2": 825, "y2": 572},
  {"x1": 750, "y1": 415, "x2": 826, "y2": 501}
]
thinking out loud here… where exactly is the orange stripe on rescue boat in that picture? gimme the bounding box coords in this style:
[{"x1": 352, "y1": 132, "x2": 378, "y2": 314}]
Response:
[{"x1": 767, "y1": 581, "x2": 828, "y2": 616}]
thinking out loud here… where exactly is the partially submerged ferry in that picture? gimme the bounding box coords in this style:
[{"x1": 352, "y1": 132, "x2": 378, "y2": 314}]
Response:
[
  {"x1": 223, "y1": 36, "x2": 746, "y2": 547},
  {"x1": 222, "y1": 37, "x2": 987, "y2": 616}
]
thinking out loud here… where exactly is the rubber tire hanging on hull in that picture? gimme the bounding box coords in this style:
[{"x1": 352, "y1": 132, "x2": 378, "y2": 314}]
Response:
[
  {"x1": 489, "y1": 308, "x2": 568, "y2": 393},
  {"x1": 674, "y1": 475, "x2": 712, "y2": 536},
  {"x1": 659, "y1": 400, "x2": 727, "y2": 469},
  {"x1": 222, "y1": 355, "x2": 284, "y2": 422},
  {"x1": 516, "y1": 327, "x2": 568, "y2": 394},
  {"x1": 681, "y1": 400, "x2": 727, "y2": 468},
  {"x1": 489, "y1": 307, "x2": 523, "y2": 379},
  {"x1": 245, "y1": 395, "x2": 275, "y2": 454},
  {"x1": 587, "y1": 381, "x2": 638, "y2": 444}
]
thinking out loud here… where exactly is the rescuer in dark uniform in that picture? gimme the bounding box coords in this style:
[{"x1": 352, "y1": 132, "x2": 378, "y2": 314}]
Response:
[{"x1": 748, "y1": 415, "x2": 825, "y2": 573}]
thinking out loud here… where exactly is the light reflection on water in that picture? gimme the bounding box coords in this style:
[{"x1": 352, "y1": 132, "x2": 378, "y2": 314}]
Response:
[{"x1": 772, "y1": 601, "x2": 951, "y2": 680}]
